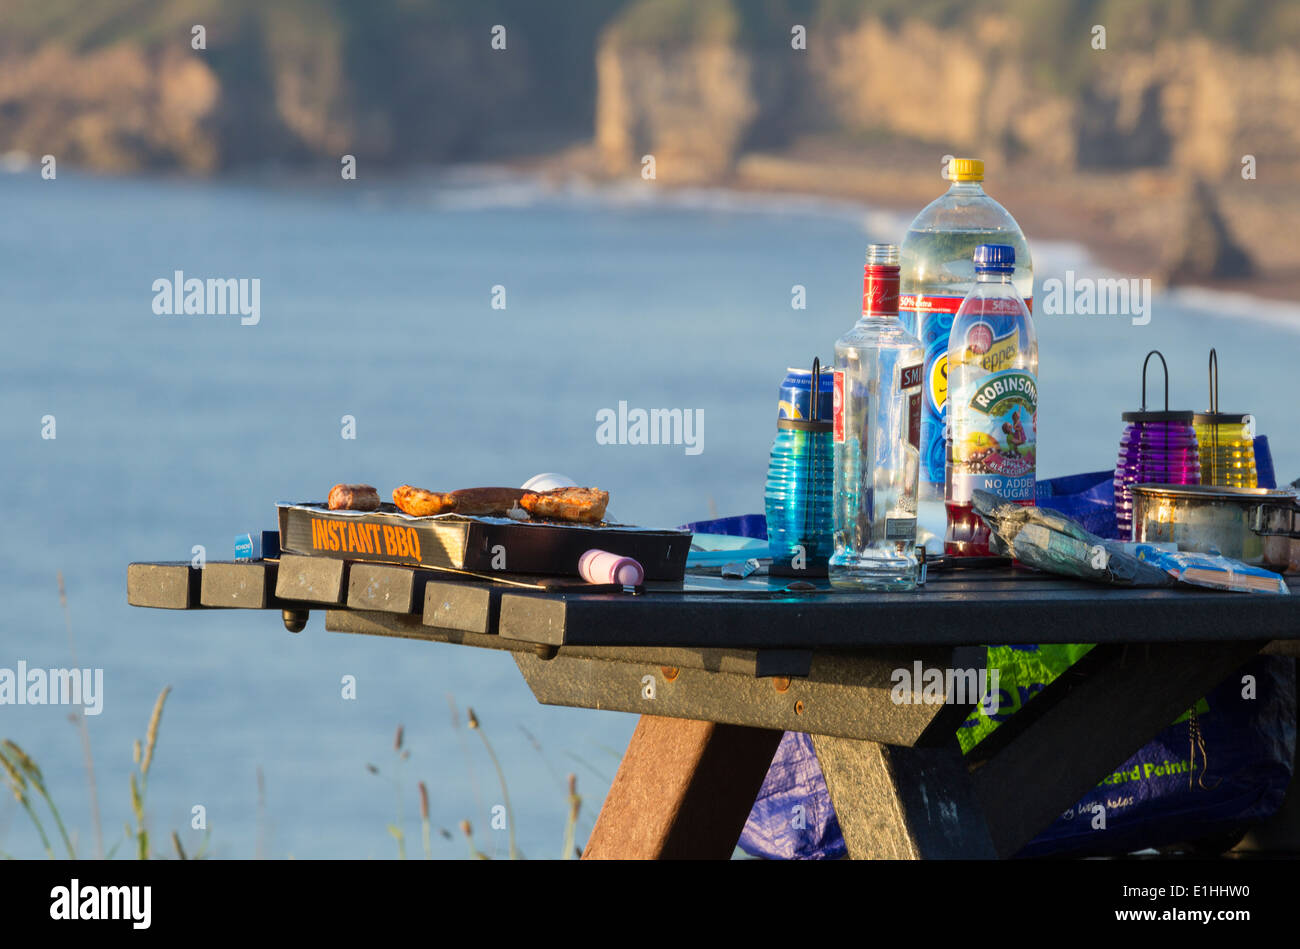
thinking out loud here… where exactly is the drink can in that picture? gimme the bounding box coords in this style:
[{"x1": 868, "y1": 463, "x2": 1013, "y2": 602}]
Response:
[{"x1": 778, "y1": 367, "x2": 834, "y2": 421}]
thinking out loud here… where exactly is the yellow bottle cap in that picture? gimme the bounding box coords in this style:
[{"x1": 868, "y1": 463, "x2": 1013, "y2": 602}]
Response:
[{"x1": 949, "y1": 158, "x2": 984, "y2": 182}]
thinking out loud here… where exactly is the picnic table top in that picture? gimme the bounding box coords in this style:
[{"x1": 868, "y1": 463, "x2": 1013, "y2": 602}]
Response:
[{"x1": 127, "y1": 555, "x2": 1300, "y2": 651}]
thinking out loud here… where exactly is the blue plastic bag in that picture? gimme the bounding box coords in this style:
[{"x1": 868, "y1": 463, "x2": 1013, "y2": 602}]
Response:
[
  {"x1": 1035, "y1": 469, "x2": 1118, "y2": 539},
  {"x1": 740, "y1": 731, "x2": 846, "y2": 860},
  {"x1": 680, "y1": 513, "x2": 769, "y2": 540}
]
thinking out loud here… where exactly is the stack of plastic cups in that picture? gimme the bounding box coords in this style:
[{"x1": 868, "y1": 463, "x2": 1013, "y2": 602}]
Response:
[
  {"x1": 1195, "y1": 350, "x2": 1257, "y2": 488},
  {"x1": 1113, "y1": 352, "x2": 1201, "y2": 540},
  {"x1": 765, "y1": 360, "x2": 835, "y2": 575}
]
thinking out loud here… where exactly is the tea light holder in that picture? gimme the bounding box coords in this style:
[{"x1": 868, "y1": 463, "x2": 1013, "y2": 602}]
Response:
[
  {"x1": 1113, "y1": 350, "x2": 1200, "y2": 540},
  {"x1": 1195, "y1": 349, "x2": 1257, "y2": 489}
]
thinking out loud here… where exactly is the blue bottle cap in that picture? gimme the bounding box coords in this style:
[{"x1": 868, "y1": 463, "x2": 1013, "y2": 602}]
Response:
[{"x1": 973, "y1": 243, "x2": 1016, "y2": 273}]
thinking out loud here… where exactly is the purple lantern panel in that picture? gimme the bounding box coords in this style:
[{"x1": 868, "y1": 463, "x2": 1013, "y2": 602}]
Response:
[{"x1": 1113, "y1": 351, "x2": 1200, "y2": 540}]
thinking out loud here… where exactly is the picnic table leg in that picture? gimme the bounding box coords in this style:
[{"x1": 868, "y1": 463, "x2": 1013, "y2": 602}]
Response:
[
  {"x1": 582, "y1": 715, "x2": 784, "y2": 860},
  {"x1": 812, "y1": 736, "x2": 997, "y2": 859}
]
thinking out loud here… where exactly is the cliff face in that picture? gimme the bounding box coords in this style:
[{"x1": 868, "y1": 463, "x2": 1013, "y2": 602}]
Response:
[
  {"x1": 595, "y1": 40, "x2": 758, "y2": 181},
  {"x1": 593, "y1": 14, "x2": 1300, "y2": 180},
  {"x1": 0, "y1": 45, "x2": 221, "y2": 172},
  {"x1": 0, "y1": 2, "x2": 609, "y2": 173},
  {"x1": 2, "y1": 0, "x2": 1298, "y2": 182},
  {"x1": 1071, "y1": 37, "x2": 1300, "y2": 175}
]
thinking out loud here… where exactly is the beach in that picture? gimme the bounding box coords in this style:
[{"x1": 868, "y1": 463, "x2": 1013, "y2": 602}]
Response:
[{"x1": 527, "y1": 137, "x2": 1300, "y2": 306}]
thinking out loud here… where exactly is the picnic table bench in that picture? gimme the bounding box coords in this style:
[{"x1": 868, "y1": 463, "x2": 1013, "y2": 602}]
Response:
[{"x1": 127, "y1": 555, "x2": 1300, "y2": 859}]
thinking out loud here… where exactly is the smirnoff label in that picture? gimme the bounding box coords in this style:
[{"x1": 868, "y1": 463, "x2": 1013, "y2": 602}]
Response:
[{"x1": 900, "y1": 362, "x2": 923, "y2": 451}]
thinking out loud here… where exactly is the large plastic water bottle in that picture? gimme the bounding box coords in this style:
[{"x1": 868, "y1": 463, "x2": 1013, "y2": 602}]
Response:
[{"x1": 900, "y1": 157, "x2": 1032, "y2": 550}]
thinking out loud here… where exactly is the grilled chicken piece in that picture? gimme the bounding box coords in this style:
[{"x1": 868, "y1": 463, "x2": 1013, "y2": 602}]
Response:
[
  {"x1": 392, "y1": 485, "x2": 456, "y2": 516},
  {"x1": 519, "y1": 487, "x2": 609, "y2": 523},
  {"x1": 328, "y1": 483, "x2": 380, "y2": 511}
]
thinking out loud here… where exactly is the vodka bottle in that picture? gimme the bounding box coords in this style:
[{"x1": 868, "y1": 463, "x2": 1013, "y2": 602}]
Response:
[{"x1": 830, "y1": 244, "x2": 925, "y2": 591}]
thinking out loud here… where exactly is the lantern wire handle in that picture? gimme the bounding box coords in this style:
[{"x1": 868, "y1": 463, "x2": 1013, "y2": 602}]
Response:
[
  {"x1": 1140, "y1": 350, "x2": 1172, "y2": 492},
  {"x1": 1140, "y1": 350, "x2": 1169, "y2": 411},
  {"x1": 1208, "y1": 348, "x2": 1219, "y2": 413},
  {"x1": 1207, "y1": 348, "x2": 1220, "y2": 482}
]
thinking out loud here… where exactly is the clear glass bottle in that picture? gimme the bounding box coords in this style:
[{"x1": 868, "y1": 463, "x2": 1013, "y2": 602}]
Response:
[
  {"x1": 945, "y1": 243, "x2": 1038, "y2": 556},
  {"x1": 899, "y1": 158, "x2": 1033, "y2": 552},
  {"x1": 830, "y1": 244, "x2": 925, "y2": 591}
]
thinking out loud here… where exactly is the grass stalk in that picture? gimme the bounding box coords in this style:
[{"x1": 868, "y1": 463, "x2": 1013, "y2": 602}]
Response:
[
  {"x1": 459, "y1": 819, "x2": 486, "y2": 860},
  {"x1": 392, "y1": 725, "x2": 406, "y2": 859},
  {"x1": 448, "y1": 694, "x2": 486, "y2": 829},
  {"x1": 418, "y1": 781, "x2": 432, "y2": 860},
  {"x1": 467, "y1": 707, "x2": 517, "y2": 859},
  {"x1": 140, "y1": 686, "x2": 170, "y2": 786},
  {"x1": 19, "y1": 798, "x2": 56, "y2": 859},
  {"x1": 1, "y1": 748, "x2": 54, "y2": 858},
  {"x1": 59, "y1": 571, "x2": 103, "y2": 858},
  {"x1": 562, "y1": 773, "x2": 581, "y2": 860},
  {"x1": 3, "y1": 740, "x2": 74, "y2": 859},
  {"x1": 131, "y1": 686, "x2": 171, "y2": 859}
]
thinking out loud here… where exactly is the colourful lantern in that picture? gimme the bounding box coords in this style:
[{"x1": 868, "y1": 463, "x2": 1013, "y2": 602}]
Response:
[
  {"x1": 1113, "y1": 351, "x2": 1201, "y2": 540},
  {"x1": 1195, "y1": 349, "x2": 1257, "y2": 489}
]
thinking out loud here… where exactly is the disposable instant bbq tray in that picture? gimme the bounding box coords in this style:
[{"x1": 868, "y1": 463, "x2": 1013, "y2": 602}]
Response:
[{"x1": 277, "y1": 502, "x2": 692, "y2": 580}]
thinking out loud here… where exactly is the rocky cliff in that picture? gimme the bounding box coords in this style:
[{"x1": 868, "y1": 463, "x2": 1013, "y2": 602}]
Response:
[
  {"x1": 3, "y1": 0, "x2": 1299, "y2": 190},
  {"x1": 0, "y1": 44, "x2": 221, "y2": 172},
  {"x1": 0, "y1": 1, "x2": 615, "y2": 172},
  {"x1": 594, "y1": 8, "x2": 1300, "y2": 181}
]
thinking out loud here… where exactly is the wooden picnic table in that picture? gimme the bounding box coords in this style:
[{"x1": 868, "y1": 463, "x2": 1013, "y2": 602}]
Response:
[{"x1": 127, "y1": 555, "x2": 1300, "y2": 859}]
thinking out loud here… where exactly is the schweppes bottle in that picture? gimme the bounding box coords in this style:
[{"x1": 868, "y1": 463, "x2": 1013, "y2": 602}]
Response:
[{"x1": 899, "y1": 158, "x2": 1033, "y2": 551}]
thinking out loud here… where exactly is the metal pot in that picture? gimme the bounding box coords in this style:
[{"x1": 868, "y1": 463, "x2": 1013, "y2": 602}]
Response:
[{"x1": 1131, "y1": 483, "x2": 1300, "y2": 570}]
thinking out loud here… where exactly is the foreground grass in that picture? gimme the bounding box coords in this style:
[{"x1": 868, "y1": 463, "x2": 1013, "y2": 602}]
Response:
[
  {"x1": 1, "y1": 685, "x2": 203, "y2": 860},
  {"x1": 368, "y1": 707, "x2": 585, "y2": 860},
  {"x1": 0, "y1": 576, "x2": 587, "y2": 860}
]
